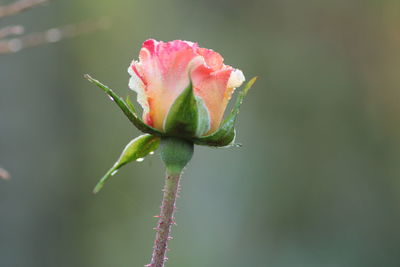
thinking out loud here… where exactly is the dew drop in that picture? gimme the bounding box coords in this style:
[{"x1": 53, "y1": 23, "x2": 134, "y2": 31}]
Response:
[
  {"x1": 136, "y1": 158, "x2": 144, "y2": 162},
  {"x1": 108, "y1": 95, "x2": 114, "y2": 101},
  {"x1": 149, "y1": 151, "x2": 155, "y2": 155},
  {"x1": 111, "y1": 170, "x2": 118, "y2": 176}
]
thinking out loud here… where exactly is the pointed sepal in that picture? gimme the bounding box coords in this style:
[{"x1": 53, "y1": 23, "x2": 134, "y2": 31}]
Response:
[
  {"x1": 84, "y1": 74, "x2": 162, "y2": 136},
  {"x1": 164, "y1": 82, "x2": 210, "y2": 138},
  {"x1": 93, "y1": 134, "x2": 160, "y2": 193},
  {"x1": 125, "y1": 95, "x2": 138, "y2": 115},
  {"x1": 194, "y1": 77, "x2": 257, "y2": 147}
]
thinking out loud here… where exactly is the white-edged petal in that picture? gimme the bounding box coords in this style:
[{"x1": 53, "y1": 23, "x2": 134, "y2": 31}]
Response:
[
  {"x1": 227, "y1": 69, "x2": 245, "y2": 89},
  {"x1": 128, "y1": 61, "x2": 149, "y2": 114}
]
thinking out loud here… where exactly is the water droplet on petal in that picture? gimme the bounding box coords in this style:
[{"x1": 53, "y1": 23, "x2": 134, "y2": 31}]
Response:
[{"x1": 136, "y1": 158, "x2": 144, "y2": 162}]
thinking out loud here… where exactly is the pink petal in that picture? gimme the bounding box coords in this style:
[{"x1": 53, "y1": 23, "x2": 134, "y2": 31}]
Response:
[
  {"x1": 193, "y1": 48, "x2": 245, "y2": 134},
  {"x1": 128, "y1": 61, "x2": 154, "y2": 126},
  {"x1": 191, "y1": 65, "x2": 233, "y2": 133},
  {"x1": 136, "y1": 39, "x2": 199, "y2": 130},
  {"x1": 128, "y1": 39, "x2": 245, "y2": 134},
  {"x1": 196, "y1": 47, "x2": 224, "y2": 71}
]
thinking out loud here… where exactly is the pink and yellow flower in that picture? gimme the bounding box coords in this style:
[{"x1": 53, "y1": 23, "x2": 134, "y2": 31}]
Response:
[
  {"x1": 85, "y1": 38, "x2": 256, "y2": 192},
  {"x1": 128, "y1": 39, "x2": 245, "y2": 136}
]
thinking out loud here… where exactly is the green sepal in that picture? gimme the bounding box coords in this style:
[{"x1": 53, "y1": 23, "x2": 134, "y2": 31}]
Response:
[
  {"x1": 164, "y1": 82, "x2": 210, "y2": 138},
  {"x1": 93, "y1": 134, "x2": 160, "y2": 193},
  {"x1": 84, "y1": 74, "x2": 162, "y2": 137},
  {"x1": 195, "y1": 96, "x2": 211, "y2": 137},
  {"x1": 125, "y1": 95, "x2": 137, "y2": 115},
  {"x1": 194, "y1": 77, "x2": 257, "y2": 147}
]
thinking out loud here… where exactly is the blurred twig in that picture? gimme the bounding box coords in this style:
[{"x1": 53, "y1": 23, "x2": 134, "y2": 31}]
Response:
[
  {"x1": 0, "y1": 0, "x2": 110, "y2": 55},
  {"x1": 0, "y1": 17, "x2": 110, "y2": 54},
  {"x1": 0, "y1": 168, "x2": 10, "y2": 180},
  {"x1": 0, "y1": 2, "x2": 110, "y2": 179},
  {"x1": 0, "y1": 0, "x2": 49, "y2": 19},
  {"x1": 0, "y1": 25, "x2": 24, "y2": 39}
]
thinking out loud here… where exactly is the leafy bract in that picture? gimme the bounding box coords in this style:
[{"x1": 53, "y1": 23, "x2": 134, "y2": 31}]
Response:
[
  {"x1": 84, "y1": 74, "x2": 162, "y2": 136},
  {"x1": 93, "y1": 134, "x2": 160, "y2": 193}
]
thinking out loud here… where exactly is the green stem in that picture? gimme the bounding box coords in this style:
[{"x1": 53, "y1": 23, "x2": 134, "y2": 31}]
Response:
[
  {"x1": 147, "y1": 137, "x2": 193, "y2": 267},
  {"x1": 148, "y1": 169, "x2": 182, "y2": 267}
]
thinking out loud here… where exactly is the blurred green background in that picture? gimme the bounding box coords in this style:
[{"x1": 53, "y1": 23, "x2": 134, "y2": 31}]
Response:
[{"x1": 1, "y1": 0, "x2": 400, "y2": 266}]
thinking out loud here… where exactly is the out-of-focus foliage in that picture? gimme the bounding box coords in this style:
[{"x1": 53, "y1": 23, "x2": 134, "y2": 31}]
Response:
[{"x1": 1, "y1": 0, "x2": 400, "y2": 267}]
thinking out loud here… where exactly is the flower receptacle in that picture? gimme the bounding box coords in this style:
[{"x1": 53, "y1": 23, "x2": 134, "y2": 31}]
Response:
[{"x1": 160, "y1": 137, "x2": 194, "y2": 175}]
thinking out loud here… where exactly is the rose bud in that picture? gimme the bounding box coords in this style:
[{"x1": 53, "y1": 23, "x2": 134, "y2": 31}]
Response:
[
  {"x1": 128, "y1": 39, "x2": 246, "y2": 139},
  {"x1": 85, "y1": 39, "x2": 256, "y2": 192}
]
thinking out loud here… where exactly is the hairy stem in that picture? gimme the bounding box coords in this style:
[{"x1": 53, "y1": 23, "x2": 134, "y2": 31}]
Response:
[{"x1": 148, "y1": 169, "x2": 182, "y2": 267}]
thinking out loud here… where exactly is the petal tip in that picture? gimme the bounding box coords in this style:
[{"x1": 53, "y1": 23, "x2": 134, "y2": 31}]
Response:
[{"x1": 228, "y1": 69, "x2": 245, "y2": 89}]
